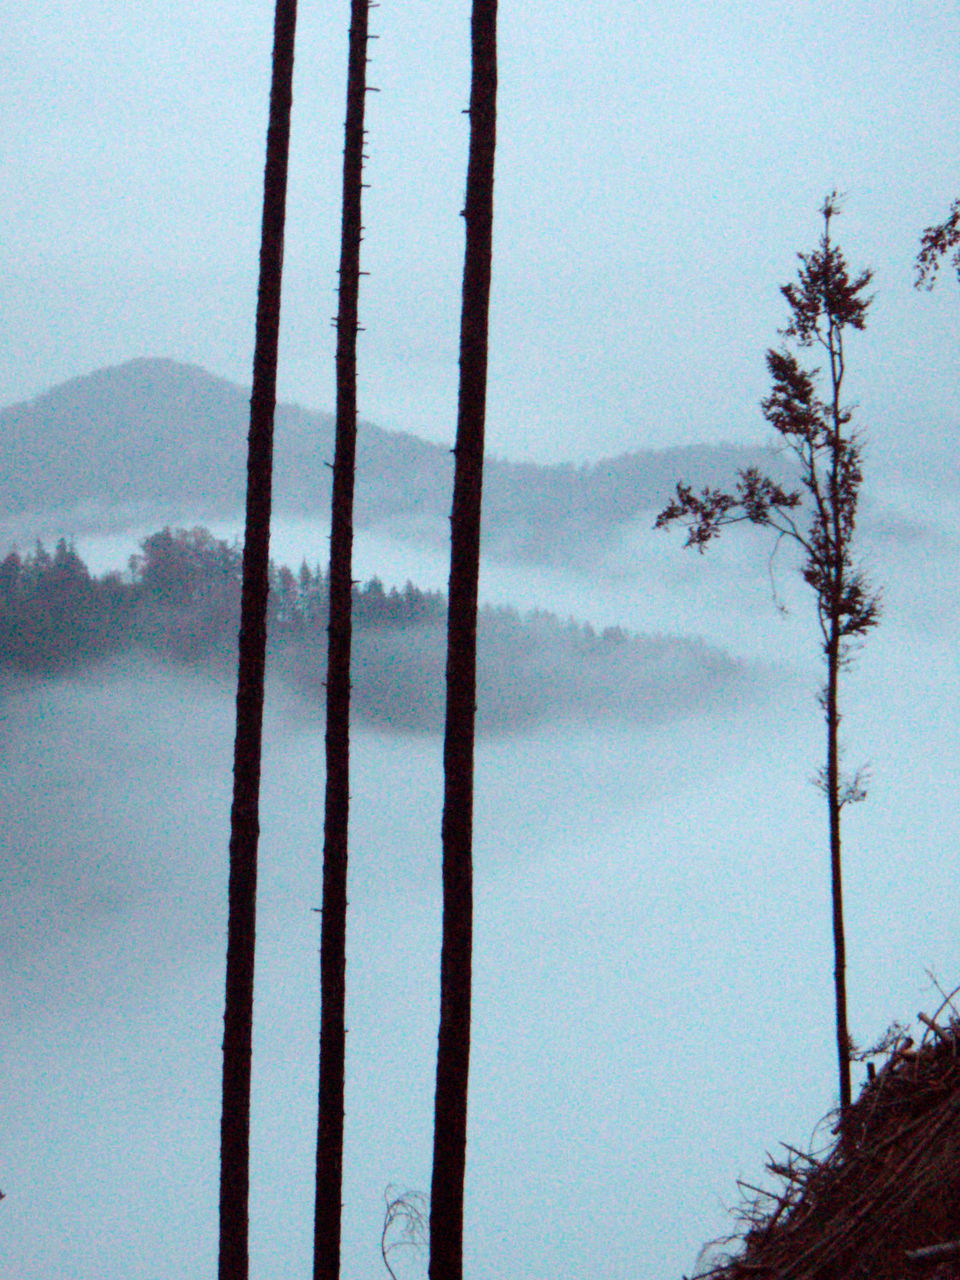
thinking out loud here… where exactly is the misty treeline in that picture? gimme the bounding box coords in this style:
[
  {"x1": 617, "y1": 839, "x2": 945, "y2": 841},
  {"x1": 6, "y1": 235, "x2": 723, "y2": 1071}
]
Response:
[
  {"x1": 0, "y1": 528, "x2": 438, "y2": 672},
  {"x1": 0, "y1": 527, "x2": 741, "y2": 734}
]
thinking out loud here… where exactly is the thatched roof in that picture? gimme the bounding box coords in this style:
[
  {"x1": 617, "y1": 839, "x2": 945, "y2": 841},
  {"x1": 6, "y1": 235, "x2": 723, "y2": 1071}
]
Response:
[{"x1": 692, "y1": 1006, "x2": 960, "y2": 1280}]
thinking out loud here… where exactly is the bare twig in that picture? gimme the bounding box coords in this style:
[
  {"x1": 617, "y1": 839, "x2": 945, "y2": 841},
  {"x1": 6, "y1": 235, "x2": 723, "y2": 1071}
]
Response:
[
  {"x1": 381, "y1": 1186, "x2": 428, "y2": 1280},
  {"x1": 905, "y1": 1239, "x2": 960, "y2": 1264},
  {"x1": 918, "y1": 1012, "x2": 951, "y2": 1044}
]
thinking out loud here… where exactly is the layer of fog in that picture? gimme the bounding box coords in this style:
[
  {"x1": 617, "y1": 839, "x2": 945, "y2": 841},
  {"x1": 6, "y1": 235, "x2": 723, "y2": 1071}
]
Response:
[
  {"x1": 3, "y1": 463, "x2": 959, "y2": 1279},
  {"x1": 63, "y1": 442, "x2": 960, "y2": 669}
]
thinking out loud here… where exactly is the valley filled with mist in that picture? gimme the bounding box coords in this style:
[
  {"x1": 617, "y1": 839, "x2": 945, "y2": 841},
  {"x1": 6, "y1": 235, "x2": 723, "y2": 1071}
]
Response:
[{"x1": 3, "y1": 363, "x2": 960, "y2": 1280}]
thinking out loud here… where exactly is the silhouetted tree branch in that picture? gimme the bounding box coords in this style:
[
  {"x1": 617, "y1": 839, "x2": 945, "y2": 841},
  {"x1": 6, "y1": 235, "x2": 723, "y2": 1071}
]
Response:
[
  {"x1": 915, "y1": 197, "x2": 960, "y2": 290},
  {"x1": 382, "y1": 1187, "x2": 428, "y2": 1280}
]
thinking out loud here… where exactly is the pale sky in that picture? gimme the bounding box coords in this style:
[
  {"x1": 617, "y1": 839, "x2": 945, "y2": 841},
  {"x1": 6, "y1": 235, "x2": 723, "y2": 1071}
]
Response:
[{"x1": 4, "y1": 0, "x2": 959, "y2": 461}]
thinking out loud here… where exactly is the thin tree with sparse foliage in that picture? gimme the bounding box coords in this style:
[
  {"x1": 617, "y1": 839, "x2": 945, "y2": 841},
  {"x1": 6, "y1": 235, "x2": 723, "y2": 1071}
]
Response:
[
  {"x1": 218, "y1": 1, "x2": 298, "y2": 1278},
  {"x1": 657, "y1": 194, "x2": 880, "y2": 1113}
]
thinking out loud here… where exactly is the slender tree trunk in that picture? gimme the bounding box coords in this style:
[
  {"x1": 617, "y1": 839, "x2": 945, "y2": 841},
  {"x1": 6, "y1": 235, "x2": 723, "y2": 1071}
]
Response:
[
  {"x1": 429, "y1": 4, "x2": 497, "y2": 1279},
  {"x1": 314, "y1": 3, "x2": 370, "y2": 1279},
  {"x1": 824, "y1": 624, "x2": 851, "y2": 1111},
  {"x1": 218, "y1": 3, "x2": 298, "y2": 1279},
  {"x1": 825, "y1": 299, "x2": 851, "y2": 1115},
  {"x1": 220, "y1": 2, "x2": 299, "y2": 1280}
]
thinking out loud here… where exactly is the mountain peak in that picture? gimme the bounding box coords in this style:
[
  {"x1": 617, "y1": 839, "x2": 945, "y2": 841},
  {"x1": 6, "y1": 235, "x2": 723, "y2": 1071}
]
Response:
[{"x1": 2, "y1": 360, "x2": 778, "y2": 565}]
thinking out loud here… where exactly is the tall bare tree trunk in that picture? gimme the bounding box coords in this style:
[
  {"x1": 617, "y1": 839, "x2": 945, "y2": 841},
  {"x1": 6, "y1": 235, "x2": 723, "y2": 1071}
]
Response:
[
  {"x1": 429, "y1": 3, "x2": 497, "y2": 1279},
  {"x1": 218, "y1": 3, "x2": 297, "y2": 1278},
  {"x1": 825, "y1": 310, "x2": 851, "y2": 1115},
  {"x1": 314, "y1": 3, "x2": 370, "y2": 1278}
]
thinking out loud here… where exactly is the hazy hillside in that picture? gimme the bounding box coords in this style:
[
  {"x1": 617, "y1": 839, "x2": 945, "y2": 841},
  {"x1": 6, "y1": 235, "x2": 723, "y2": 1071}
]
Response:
[{"x1": 1, "y1": 359, "x2": 783, "y2": 564}]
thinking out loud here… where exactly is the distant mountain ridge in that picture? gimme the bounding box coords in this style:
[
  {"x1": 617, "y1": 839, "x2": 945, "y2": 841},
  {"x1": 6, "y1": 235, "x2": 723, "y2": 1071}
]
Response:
[{"x1": 1, "y1": 358, "x2": 782, "y2": 564}]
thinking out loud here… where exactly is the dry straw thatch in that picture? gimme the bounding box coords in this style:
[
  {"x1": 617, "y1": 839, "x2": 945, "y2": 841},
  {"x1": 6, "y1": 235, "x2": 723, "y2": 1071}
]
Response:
[{"x1": 691, "y1": 994, "x2": 960, "y2": 1280}]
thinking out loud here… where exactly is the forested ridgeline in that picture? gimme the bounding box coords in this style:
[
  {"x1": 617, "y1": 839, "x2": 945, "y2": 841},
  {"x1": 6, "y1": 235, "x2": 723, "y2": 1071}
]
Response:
[
  {"x1": 0, "y1": 526, "x2": 752, "y2": 732},
  {"x1": 0, "y1": 526, "x2": 443, "y2": 673}
]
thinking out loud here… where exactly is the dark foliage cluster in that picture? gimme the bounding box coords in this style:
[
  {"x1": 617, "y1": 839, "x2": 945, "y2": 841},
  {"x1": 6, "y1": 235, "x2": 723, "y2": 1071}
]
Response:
[
  {"x1": 656, "y1": 196, "x2": 880, "y2": 656},
  {"x1": 0, "y1": 526, "x2": 443, "y2": 676},
  {"x1": 915, "y1": 196, "x2": 960, "y2": 291},
  {"x1": 0, "y1": 537, "x2": 133, "y2": 671}
]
